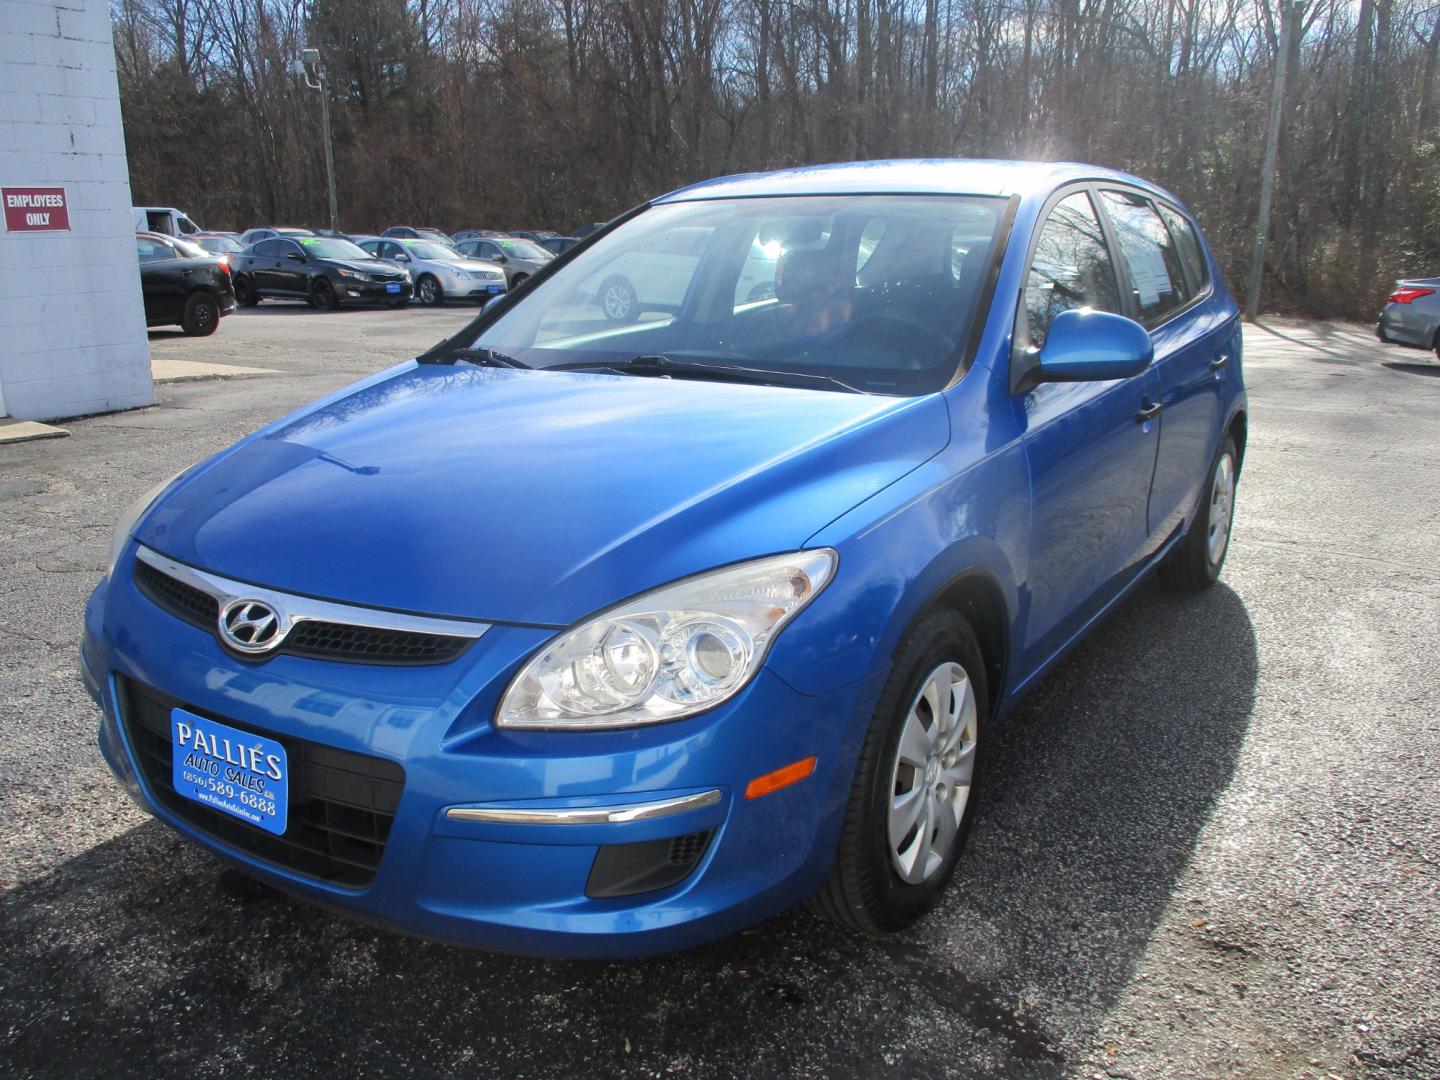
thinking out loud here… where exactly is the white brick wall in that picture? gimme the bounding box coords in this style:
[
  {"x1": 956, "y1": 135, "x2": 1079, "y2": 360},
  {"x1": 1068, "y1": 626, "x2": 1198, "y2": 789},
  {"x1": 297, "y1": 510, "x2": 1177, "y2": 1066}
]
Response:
[{"x1": 0, "y1": 0, "x2": 153, "y2": 421}]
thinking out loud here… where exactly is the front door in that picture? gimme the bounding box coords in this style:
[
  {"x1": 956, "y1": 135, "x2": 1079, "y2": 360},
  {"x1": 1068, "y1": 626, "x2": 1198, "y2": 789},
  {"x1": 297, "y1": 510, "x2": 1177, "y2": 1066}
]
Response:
[
  {"x1": 1014, "y1": 189, "x2": 1162, "y2": 671},
  {"x1": 274, "y1": 239, "x2": 309, "y2": 295}
]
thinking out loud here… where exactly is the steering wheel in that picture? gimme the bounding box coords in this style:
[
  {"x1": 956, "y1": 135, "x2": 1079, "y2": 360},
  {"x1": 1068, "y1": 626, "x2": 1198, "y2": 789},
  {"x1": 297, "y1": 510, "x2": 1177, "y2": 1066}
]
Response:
[{"x1": 837, "y1": 311, "x2": 955, "y2": 366}]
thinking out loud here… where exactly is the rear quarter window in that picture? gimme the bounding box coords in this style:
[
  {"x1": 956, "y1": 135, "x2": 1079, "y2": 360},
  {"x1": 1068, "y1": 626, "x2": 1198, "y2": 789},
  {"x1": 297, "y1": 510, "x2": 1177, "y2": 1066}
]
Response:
[{"x1": 1156, "y1": 203, "x2": 1209, "y2": 294}]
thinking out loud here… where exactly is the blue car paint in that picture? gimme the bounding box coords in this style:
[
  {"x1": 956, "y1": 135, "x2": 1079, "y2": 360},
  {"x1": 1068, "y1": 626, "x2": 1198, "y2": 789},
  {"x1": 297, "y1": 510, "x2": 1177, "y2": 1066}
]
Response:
[
  {"x1": 135, "y1": 367, "x2": 949, "y2": 627},
  {"x1": 84, "y1": 160, "x2": 1247, "y2": 957}
]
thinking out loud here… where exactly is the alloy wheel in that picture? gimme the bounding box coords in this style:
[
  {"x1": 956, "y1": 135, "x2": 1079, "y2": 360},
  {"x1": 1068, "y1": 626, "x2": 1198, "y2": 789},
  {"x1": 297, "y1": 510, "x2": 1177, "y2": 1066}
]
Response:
[
  {"x1": 603, "y1": 283, "x2": 631, "y2": 320},
  {"x1": 1208, "y1": 452, "x2": 1236, "y2": 566},
  {"x1": 887, "y1": 661, "x2": 978, "y2": 885}
]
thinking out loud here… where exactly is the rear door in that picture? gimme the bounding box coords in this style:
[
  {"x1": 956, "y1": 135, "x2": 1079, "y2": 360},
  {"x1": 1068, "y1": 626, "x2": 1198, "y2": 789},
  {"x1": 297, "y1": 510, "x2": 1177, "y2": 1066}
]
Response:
[
  {"x1": 136, "y1": 236, "x2": 182, "y2": 322},
  {"x1": 1096, "y1": 189, "x2": 1232, "y2": 543},
  {"x1": 250, "y1": 239, "x2": 281, "y2": 292},
  {"x1": 1015, "y1": 188, "x2": 1163, "y2": 671}
]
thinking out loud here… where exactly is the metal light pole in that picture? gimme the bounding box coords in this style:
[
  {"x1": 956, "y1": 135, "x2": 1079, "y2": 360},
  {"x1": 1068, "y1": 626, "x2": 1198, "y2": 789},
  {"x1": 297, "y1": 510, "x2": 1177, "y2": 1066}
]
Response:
[
  {"x1": 1245, "y1": 1, "x2": 1300, "y2": 321},
  {"x1": 293, "y1": 48, "x2": 338, "y2": 233}
]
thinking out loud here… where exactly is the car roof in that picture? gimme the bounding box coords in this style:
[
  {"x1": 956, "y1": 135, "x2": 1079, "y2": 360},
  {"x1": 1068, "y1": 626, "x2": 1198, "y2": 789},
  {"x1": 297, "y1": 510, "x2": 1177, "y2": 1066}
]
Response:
[{"x1": 655, "y1": 158, "x2": 1181, "y2": 206}]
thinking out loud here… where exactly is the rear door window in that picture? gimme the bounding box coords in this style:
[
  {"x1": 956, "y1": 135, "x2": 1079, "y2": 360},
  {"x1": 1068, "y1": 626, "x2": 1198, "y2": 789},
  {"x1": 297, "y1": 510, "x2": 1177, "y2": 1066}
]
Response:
[
  {"x1": 254, "y1": 239, "x2": 280, "y2": 258},
  {"x1": 137, "y1": 237, "x2": 172, "y2": 262},
  {"x1": 1099, "y1": 190, "x2": 1192, "y2": 323},
  {"x1": 1024, "y1": 191, "x2": 1122, "y2": 347}
]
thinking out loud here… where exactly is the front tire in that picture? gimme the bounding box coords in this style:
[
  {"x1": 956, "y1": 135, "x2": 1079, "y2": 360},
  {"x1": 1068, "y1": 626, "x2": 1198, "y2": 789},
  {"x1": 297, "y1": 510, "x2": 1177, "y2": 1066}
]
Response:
[
  {"x1": 180, "y1": 291, "x2": 221, "y2": 336},
  {"x1": 810, "y1": 609, "x2": 987, "y2": 935},
  {"x1": 310, "y1": 278, "x2": 340, "y2": 311},
  {"x1": 417, "y1": 275, "x2": 443, "y2": 306},
  {"x1": 1159, "y1": 432, "x2": 1239, "y2": 591}
]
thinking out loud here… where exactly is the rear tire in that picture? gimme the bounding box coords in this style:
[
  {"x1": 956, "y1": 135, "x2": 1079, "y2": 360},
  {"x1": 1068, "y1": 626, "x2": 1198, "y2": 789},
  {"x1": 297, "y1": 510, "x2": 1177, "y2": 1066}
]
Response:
[
  {"x1": 1159, "y1": 432, "x2": 1239, "y2": 591},
  {"x1": 234, "y1": 275, "x2": 258, "y2": 307},
  {"x1": 180, "y1": 291, "x2": 221, "y2": 336},
  {"x1": 599, "y1": 275, "x2": 638, "y2": 322},
  {"x1": 810, "y1": 609, "x2": 987, "y2": 935}
]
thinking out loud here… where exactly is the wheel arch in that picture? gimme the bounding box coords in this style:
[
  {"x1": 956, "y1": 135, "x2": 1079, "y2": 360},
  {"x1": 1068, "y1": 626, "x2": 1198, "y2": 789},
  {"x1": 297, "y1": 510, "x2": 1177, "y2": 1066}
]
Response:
[
  {"x1": 914, "y1": 567, "x2": 1010, "y2": 714},
  {"x1": 1226, "y1": 408, "x2": 1248, "y2": 475}
]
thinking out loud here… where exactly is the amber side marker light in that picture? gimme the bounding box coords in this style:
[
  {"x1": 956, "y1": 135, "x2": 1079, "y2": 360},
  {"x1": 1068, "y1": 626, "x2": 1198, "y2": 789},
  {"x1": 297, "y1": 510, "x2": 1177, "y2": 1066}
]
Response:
[{"x1": 745, "y1": 756, "x2": 817, "y2": 800}]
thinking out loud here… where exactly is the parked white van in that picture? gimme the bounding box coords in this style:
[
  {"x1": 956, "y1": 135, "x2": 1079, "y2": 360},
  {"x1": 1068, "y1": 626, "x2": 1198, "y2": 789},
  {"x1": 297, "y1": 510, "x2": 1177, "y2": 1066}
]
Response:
[{"x1": 133, "y1": 207, "x2": 201, "y2": 237}]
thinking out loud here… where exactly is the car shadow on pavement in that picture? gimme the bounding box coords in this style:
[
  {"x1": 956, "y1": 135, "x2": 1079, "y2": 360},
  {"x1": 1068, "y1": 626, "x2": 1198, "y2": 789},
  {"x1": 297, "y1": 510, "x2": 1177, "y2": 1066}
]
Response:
[
  {"x1": 1381, "y1": 360, "x2": 1440, "y2": 377},
  {"x1": 0, "y1": 580, "x2": 1256, "y2": 1080}
]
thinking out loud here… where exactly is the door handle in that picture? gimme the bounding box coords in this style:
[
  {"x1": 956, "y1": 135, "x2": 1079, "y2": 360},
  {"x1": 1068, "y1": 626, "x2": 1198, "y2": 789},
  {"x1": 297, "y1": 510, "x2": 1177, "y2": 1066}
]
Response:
[
  {"x1": 1136, "y1": 401, "x2": 1163, "y2": 423},
  {"x1": 1210, "y1": 353, "x2": 1229, "y2": 370}
]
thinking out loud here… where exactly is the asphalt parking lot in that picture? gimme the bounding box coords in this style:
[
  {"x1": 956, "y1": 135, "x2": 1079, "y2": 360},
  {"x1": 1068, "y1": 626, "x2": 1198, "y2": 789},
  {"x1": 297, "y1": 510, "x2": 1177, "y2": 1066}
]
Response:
[{"x1": 2, "y1": 305, "x2": 1437, "y2": 1079}]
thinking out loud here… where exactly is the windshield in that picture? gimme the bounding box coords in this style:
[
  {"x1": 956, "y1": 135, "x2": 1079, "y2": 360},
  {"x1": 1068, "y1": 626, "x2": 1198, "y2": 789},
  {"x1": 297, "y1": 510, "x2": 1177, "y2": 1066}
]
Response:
[
  {"x1": 298, "y1": 237, "x2": 373, "y2": 261},
  {"x1": 471, "y1": 195, "x2": 1005, "y2": 395},
  {"x1": 197, "y1": 235, "x2": 242, "y2": 253},
  {"x1": 496, "y1": 238, "x2": 551, "y2": 260},
  {"x1": 404, "y1": 240, "x2": 461, "y2": 261}
]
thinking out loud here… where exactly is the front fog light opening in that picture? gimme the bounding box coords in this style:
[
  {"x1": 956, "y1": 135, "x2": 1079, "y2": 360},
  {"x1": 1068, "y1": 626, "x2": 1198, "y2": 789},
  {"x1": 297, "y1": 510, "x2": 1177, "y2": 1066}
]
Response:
[{"x1": 585, "y1": 829, "x2": 714, "y2": 899}]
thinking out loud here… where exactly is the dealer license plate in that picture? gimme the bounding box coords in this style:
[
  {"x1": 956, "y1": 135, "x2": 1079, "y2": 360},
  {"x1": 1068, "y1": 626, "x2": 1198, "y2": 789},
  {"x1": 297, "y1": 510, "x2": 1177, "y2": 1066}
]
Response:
[
  {"x1": 171, "y1": 708, "x2": 288, "y2": 835},
  {"x1": 385, "y1": 282, "x2": 401, "y2": 294},
  {"x1": 487, "y1": 284, "x2": 502, "y2": 294}
]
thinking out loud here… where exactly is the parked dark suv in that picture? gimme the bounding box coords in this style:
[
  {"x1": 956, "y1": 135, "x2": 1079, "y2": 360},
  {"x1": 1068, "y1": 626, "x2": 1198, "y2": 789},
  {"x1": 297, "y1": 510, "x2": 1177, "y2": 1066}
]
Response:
[
  {"x1": 232, "y1": 236, "x2": 413, "y2": 309},
  {"x1": 136, "y1": 232, "x2": 236, "y2": 336}
]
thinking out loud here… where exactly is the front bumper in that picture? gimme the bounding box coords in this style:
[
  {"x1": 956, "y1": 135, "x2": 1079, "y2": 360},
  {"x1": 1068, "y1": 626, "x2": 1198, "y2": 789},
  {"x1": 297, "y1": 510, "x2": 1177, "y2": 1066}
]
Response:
[
  {"x1": 83, "y1": 550, "x2": 878, "y2": 958},
  {"x1": 337, "y1": 279, "x2": 414, "y2": 304},
  {"x1": 449, "y1": 278, "x2": 506, "y2": 301}
]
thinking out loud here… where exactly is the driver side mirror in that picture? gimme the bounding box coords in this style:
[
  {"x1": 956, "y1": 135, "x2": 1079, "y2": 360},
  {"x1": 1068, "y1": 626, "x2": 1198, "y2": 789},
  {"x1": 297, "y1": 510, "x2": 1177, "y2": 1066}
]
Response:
[
  {"x1": 491, "y1": 252, "x2": 507, "y2": 263},
  {"x1": 1034, "y1": 308, "x2": 1152, "y2": 384},
  {"x1": 286, "y1": 251, "x2": 305, "y2": 262},
  {"x1": 394, "y1": 253, "x2": 411, "y2": 262}
]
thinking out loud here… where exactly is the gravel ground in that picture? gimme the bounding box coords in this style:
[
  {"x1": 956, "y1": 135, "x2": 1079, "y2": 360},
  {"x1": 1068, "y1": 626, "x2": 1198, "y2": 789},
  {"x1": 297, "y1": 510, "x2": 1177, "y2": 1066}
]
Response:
[{"x1": 0, "y1": 306, "x2": 1437, "y2": 1079}]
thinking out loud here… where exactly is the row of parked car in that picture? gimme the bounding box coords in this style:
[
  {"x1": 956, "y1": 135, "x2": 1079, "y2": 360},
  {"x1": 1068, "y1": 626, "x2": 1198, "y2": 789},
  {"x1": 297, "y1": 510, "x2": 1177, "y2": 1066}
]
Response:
[{"x1": 133, "y1": 208, "x2": 608, "y2": 336}]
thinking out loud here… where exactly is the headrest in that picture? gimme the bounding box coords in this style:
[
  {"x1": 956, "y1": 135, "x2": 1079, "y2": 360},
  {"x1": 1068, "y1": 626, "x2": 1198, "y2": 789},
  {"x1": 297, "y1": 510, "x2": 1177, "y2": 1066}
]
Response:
[{"x1": 775, "y1": 248, "x2": 844, "y2": 305}]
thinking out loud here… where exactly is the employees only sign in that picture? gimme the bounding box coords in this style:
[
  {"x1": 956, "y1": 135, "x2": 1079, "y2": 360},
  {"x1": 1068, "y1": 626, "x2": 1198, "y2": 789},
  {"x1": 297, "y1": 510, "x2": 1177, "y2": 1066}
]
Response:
[{"x1": 3, "y1": 188, "x2": 70, "y2": 232}]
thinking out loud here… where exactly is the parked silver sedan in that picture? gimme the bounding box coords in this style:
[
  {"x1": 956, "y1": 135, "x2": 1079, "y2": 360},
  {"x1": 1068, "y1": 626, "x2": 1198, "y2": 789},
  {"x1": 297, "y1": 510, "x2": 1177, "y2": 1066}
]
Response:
[
  {"x1": 455, "y1": 235, "x2": 554, "y2": 288},
  {"x1": 1376, "y1": 278, "x2": 1440, "y2": 356},
  {"x1": 359, "y1": 237, "x2": 507, "y2": 306}
]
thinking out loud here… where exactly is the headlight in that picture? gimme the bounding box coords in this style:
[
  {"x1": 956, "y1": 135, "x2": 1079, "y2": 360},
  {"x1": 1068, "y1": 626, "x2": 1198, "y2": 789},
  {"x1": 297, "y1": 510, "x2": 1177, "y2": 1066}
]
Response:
[
  {"x1": 497, "y1": 550, "x2": 837, "y2": 730},
  {"x1": 107, "y1": 472, "x2": 183, "y2": 576},
  {"x1": 335, "y1": 268, "x2": 365, "y2": 280}
]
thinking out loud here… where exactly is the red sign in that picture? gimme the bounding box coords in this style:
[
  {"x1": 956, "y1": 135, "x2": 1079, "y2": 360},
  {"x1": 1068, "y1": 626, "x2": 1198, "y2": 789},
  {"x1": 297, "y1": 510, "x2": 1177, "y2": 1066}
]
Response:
[{"x1": 3, "y1": 187, "x2": 70, "y2": 232}]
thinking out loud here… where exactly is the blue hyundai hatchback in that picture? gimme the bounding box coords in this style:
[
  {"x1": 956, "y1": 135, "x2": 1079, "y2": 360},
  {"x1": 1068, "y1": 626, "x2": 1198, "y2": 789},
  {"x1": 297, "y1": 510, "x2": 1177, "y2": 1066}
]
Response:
[{"x1": 84, "y1": 160, "x2": 1245, "y2": 957}]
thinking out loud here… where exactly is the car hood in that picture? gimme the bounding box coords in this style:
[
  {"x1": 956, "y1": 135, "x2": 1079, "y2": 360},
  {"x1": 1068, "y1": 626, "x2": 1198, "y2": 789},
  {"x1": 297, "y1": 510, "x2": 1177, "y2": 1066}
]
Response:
[
  {"x1": 136, "y1": 364, "x2": 950, "y2": 625},
  {"x1": 448, "y1": 259, "x2": 504, "y2": 273},
  {"x1": 325, "y1": 259, "x2": 392, "y2": 275}
]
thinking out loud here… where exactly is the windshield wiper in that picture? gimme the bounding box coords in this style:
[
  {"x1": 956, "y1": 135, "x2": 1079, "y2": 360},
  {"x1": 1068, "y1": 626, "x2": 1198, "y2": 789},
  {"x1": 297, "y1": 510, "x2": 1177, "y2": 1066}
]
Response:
[
  {"x1": 439, "y1": 347, "x2": 529, "y2": 369},
  {"x1": 550, "y1": 354, "x2": 865, "y2": 394}
]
